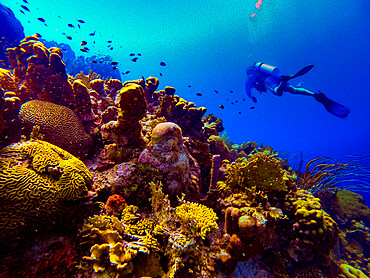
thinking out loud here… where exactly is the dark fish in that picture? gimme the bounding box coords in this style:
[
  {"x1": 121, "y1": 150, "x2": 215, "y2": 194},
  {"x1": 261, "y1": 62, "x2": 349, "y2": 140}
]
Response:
[
  {"x1": 107, "y1": 45, "x2": 111, "y2": 48},
  {"x1": 20, "y1": 10, "x2": 25, "y2": 14},
  {"x1": 214, "y1": 90, "x2": 219, "y2": 94},
  {"x1": 80, "y1": 41, "x2": 87, "y2": 46},
  {"x1": 21, "y1": 5, "x2": 30, "y2": 12},
  {"x1": 93, "y1": 41, "x2": 96, "y2": 44},
  {"x1": 83, "y1": 47, "x2": 89, "y2": 50},
  {"x1": 125, "y1": 71, "x2": 130, "y2": 74},
  {"x1": 235, "y1": 100, "x2": 238, "y2": 103},
  {"x1": 23, "y1": 0, "x2": 28, "y2": 3},
  {"x1": 107, "y1": 40, "x2": 112, "y2": 43},
  {"x1": 66, "y1": 36, "x2": 72, "y2": 40},
  {"x1": 68, "y1": 24, "x2": 75, "y2": 28},
  {"x1": 91, "y1": 60, "x2": 97, "y2": 63},
  {"x1": 37, "y1": 18, "x2": 46, "y2": 23},
  {"x1": 132, "y1": 57, "x2": 138, "y2": 62},
  {"x1": 58, "y1": 15, "x2": 61, "y2": 18},
  {"x1": 129, "y1": 53, "x2": 135, "y2": 56},
  {"x1": 80, "y1": 48, "x2": 88, "y2": 52},
  {"x1": 138, "y1": 53, "x2": 141, "y2": 56},
  {"x1": 227, "y1": 99, "x2": 229, "y2": 101},
  {"x1": 113, "y1": 66, "x2": 118, "y2": 70},
  {"x1": 188, "y1": 85, "x2": 191, "y2": 88},
  {"x1": 160, "y1": 62, "x2": 166, "y2": 66},
  {"x1": 78, "y1": 24, "x2": 81, "y2": 29},
  {"x1": 77, "y1": 19, "x2": 85, "y2": 23},
  {"x1": 250, "y1": 106, "x2": 255, "y2": 109},
  {"x1": 159, "y1": 73, "x2": 162, "y2": 76},
  {"x1": 111, "y1": 62, "x2": 118, "y2": 65},
  {"x1": 196, "y1": 93, "x2": 202, "y2": 96},
  {"x1": 110, "y1": 47, "x2": 113, "y2": 50},
  {"x1": 239, "y1": 112, "x2": 242, "y2": 114},
  {"x1": 243, "y1": 98, "x2": 246, "y2": 101},
  {"x1": 219, "y1": 105, "x2": 224, "y2": 109},
  {"x1": 231, "y1": 102, "x2": 234, "y2": 105},
  {"x1": 230, "y1": 90, "x2": 233, "y2": 93},
  {"x1": 89, "y1": 31, "x2": 96, "y2": 36}
]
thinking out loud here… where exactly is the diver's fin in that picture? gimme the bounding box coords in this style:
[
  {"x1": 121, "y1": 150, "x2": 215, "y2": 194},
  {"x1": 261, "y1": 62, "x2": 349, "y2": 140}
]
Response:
[
  {"x1": 281, "y1": 65, "x2": 314, "y2": 82},
  {"x1": 314, "y1": 91, "x2": 350, "y2": 119}
]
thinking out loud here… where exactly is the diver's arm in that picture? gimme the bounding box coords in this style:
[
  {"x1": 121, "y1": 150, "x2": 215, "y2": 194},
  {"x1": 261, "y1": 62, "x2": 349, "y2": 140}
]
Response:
[{"x1": 245, "y1": 75, "x2": 257, "y2": 103}]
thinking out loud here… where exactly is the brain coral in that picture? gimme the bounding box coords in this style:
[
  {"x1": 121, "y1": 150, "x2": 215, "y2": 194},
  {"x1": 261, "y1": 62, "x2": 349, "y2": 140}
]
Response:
[
  {"x1": 19, "y1": 100, "x2": 93, "y2": 158},
  {"x1": 0, "y1": 140, "x2": 92, "y2": 243}
]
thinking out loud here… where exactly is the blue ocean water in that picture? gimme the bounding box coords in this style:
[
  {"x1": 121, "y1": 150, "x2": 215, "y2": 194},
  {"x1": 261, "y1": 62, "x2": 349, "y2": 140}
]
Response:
[{"x1": 2, "y1": 0, "x2": 370, "y2": 201}]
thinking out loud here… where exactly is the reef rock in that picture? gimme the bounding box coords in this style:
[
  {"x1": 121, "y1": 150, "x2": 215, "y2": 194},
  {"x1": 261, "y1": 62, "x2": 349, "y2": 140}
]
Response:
[{"x1": 138, "y1": 122, "x2": 201, "y2": 202}]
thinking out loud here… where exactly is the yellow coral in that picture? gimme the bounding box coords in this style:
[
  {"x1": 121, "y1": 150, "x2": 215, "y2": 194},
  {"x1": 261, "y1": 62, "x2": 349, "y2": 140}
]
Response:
[
  {"x1": 0, "y1": 140, "x2": 92, "y2": 242},
  {"x1": 222, "y1": 153, "x2": 290, "y2": 193},
  {"x1": 340, "y1": 264, "x2": 369, "y2": 278},
  {"x1": 176, "y1": 202, "x2": 218, "y2": 239}
]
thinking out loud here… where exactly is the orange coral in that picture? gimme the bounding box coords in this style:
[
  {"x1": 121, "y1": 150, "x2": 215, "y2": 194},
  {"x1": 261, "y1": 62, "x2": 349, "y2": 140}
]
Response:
[{"x1": 19, "y1": 100, "x2": 93, "y2": 158}]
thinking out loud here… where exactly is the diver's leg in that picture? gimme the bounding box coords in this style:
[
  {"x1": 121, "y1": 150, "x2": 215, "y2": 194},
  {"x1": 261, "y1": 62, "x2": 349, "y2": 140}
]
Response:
[{"x1": 284, "y1": 84, "x2": 315, "y2": 96}]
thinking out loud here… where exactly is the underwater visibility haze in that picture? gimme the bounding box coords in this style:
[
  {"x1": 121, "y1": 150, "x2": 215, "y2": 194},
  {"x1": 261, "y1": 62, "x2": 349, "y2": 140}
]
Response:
[{"x1": 0, "y1": 0, "x2": 370, "y2": 277}]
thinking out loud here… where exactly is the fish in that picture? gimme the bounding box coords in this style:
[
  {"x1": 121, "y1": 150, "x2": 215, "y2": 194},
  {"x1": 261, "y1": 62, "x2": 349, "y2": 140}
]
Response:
[
  {"x1": 80, "y1": 41, "x2": 87, "y2": 46},
  {"x1": 188, "y1": 85, "x2": 191, "y2": 88},
  {"x1": 35, "y1": 33, "x2": 42, "y2": 38},
  {"x1": 219, "y1": 105, "x2": 224, "y2": 109},
  {"x1": 239, "y1": 112, "x2": 242, "y2": 114},
  {"x1": 125, "y1": 71, "x2": 130, "y2": 74},
  {"x1": 231, "y1": 102, "x2": 234, "y2": 105},
  {"x1": 21, "y1": 5, "x2": 30, "y2": 12},
  {"x1": 159, "y1": 73, "x2": 162, "y2": 76},
  {"x1": 80, "y1": 49, "x2": 88, "y2": 52},
  {"x1": 138, "y1": 53, "x2": 142, "y2": 56},
  {"x1": 68, "y1": 24, "x2": 75, "y2": 28},
  {"x1": 78, "y1": 24, "x2": 81, "y2": 29},
  {"x1": 110, "y1": 47, "x2": 113, "y2": 50},
  {"x1": 107, "y1": 40, "x2": 112, "y2": 43},
  {"x1": 113, "y1": 66, "x2": 118, "y2": 70},
  {"x1": 243, "y1": 98, "x2": 246, "y2": 101},
  {"x1": 235, "y1": 100, "x2": 238, "y2": 103},
  {"x1": 66, "y1": 36, "x2": 72, "y2": 40},
  {"x1": 132, "y1": 57, "x2": 138, "y2": 62},
  {"x1": 250, "y1": 106, "x2": 255, "y2": 109},
  {"x1": 23, "y1": 0, "x2": 28, "y2": 3},
  {"x1": 230, "y1": 90, "x2": 234, "y2": 93},
  {"x1": 91, "y1": 60, "x2": 97, "y2": 63},
  {"x1": 77, "y1": 19, "x2": 85, "y2": 23},
  {"x1": 111, "y1": 62, "x2": 118, "y2": 65},
  {"x1": 196, "y1": 93, "x2": 202, "y2": 96},
  {"x1": 20, "y1": 10, "x2": 25, "y2": 14},
  {"x1": 214, "y1": 90, "x2": 219, "y2": 94},
  {"x1": 58, "y1": 15, "x2": 61, "y2": 18},
  {"x1": 129, "y1": 53, "x2": 135, "y2": 56},
  {"x1": 83, "y1": 47, "x2": 89, "y2": 50},
  {"x1": 89, "y1": 31, "x2": 96, "y2": 36},
  {"x1": 160, "y1": 62, "x2": 166, "y2": 66}
]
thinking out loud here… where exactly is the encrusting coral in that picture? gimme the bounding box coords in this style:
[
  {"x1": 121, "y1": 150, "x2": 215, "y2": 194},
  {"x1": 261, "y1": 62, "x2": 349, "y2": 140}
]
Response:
[{"x1": 0, "y1": 140, "x2": 92, "y2": 244}]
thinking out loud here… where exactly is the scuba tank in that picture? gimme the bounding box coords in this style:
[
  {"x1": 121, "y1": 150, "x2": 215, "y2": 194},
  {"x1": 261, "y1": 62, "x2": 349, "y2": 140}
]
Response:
[{"x1": 254, "y1": 62, "x2": 280, "y2": 76}]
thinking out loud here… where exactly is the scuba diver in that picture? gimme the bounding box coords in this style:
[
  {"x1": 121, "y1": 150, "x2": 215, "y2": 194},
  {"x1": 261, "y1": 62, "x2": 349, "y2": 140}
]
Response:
[{"x1": 245, "y1": 62, "x2": 350, "y2": 118}]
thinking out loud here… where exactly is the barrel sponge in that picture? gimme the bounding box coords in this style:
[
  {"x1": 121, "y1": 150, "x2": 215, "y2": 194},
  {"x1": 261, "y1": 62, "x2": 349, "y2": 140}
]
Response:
[
  {"x1": 0, "y1": 140, "x2": 92, "y2": 242},
  {"x1": 19, "y1": 100, "x2": 93, "y2": 158}
]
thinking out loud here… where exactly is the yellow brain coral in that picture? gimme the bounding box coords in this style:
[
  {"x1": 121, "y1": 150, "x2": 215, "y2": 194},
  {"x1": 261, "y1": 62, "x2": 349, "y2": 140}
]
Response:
[
  {"x1": 175, "y1": 201, "x2": 218, "y2": 239},
  {"x1": 0, "y1": 140, "x2": 92, "y2": 243},
  {"x1": 19, "y1": 100, "x2": 93, "y2": 158}
]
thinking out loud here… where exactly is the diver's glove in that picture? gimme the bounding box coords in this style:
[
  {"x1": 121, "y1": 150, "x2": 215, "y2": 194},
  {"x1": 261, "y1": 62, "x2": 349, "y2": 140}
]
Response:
[{"x1": 314, "y1": 91, "x2": 350, "y2": 119}]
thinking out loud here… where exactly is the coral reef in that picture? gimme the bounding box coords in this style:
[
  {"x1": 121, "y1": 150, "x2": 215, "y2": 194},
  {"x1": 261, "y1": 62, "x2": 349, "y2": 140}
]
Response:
[
  {"x1": 137, "y1": 122, "x2": 201, "y2": 202},
  {"x1": 0, "y1": 140, "x2": 92, "y2": 244},
  {"x1": 19, "y1": 100, "x2": 93, "y2": 158},
  {"x1": 100, "y1": 83, "x2": 147, "y2": 163}
]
